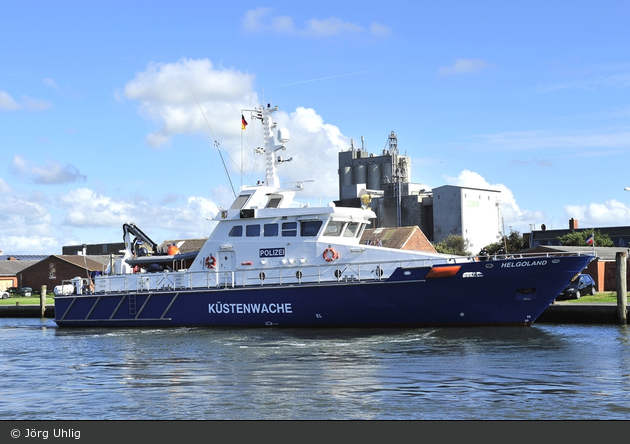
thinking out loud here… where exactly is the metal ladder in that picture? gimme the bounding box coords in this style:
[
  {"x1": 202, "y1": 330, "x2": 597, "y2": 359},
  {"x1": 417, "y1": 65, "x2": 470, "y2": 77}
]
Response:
[{"x1": 129, "y1": 294, "x2": 137, "y2": 315}]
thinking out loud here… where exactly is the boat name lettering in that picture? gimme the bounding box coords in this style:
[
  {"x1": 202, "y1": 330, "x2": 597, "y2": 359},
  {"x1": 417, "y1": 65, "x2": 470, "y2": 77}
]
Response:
[
  {"x1": 500, "y1": 260, "x2": 547, "y2": 268},
  {"x1": 208, "y1": 302, "x2": 293, "y2": 314},
  {"x1": 259, "y1": 248, "x2": 285, "y2": 258}
]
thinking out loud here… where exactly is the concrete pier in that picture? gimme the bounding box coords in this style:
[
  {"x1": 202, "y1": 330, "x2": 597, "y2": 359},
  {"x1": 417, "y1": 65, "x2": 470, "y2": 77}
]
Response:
[
  {"x1": 536, "y1": 302, "x2": 625, "y2": 325},
  {"x1": 0, "y1": 305, "x2": 55, "y2": 318}
]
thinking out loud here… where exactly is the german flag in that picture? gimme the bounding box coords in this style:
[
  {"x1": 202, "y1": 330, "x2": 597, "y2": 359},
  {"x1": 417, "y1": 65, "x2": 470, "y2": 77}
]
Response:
[{"x1": 241, "y1": 114, "x2": 248, "y2": 130}]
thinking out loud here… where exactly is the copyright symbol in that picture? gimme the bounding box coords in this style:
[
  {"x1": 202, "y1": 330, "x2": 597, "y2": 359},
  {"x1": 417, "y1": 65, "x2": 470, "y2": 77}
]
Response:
[{"x1": 11, "y1": 429, "x2": 20, "y2": 438}]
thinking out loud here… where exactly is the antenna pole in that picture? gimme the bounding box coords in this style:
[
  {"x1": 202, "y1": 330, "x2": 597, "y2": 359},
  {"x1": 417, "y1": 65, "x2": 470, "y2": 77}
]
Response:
[{"x1": 186, "y1": 79, "x2": 236, "y2": 198}]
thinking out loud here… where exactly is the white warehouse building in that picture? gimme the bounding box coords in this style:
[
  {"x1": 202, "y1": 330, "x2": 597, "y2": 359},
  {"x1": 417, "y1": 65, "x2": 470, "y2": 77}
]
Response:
[{"x1": 432, "y1": 185, "x2": 502, "y2": 251}]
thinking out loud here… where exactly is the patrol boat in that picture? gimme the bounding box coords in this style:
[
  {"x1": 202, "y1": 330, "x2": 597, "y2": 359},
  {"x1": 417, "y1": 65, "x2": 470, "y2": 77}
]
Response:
[{"x1": 54, "y1": 103, "x2": 594, "y2": 328}]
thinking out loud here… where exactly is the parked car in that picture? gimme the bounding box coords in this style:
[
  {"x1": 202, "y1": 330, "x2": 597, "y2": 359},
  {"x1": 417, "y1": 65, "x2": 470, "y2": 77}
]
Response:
[
  {"x1": 1, "y1": 291, "x2": 9, "y2": 299},
  {"x1": 558, "y1": 274, "x2": 596, "y2": 300},
  {"x1": 20, "y1": 287, "x2": 33, "y2": 297}
]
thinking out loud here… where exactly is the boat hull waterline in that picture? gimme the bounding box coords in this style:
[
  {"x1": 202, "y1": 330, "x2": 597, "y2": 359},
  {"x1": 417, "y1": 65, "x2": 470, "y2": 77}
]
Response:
[{"x1": 54, "y1": 255, "x2": 592, "y2": 328}]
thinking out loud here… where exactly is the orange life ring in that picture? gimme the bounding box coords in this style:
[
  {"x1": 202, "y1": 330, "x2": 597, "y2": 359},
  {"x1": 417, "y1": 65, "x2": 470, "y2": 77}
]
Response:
[
  {"x1": 323, "y1": 248, "x2": 339, "y2": 262},
  {"x1": 205, "y1": 255, "x2": 217, "y2": 269}
]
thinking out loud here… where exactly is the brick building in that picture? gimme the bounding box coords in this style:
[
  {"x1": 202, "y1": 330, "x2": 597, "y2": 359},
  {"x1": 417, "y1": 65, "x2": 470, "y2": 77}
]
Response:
[
  {"x1": 19, "y1": 255, "x2": 111, "y2": 293},
  {"x1": 360, "y1": 226, "x2": 436, "y2": 252},
  {"x1": 0, "y1": 259, "x2": 39, "y2": 291}
]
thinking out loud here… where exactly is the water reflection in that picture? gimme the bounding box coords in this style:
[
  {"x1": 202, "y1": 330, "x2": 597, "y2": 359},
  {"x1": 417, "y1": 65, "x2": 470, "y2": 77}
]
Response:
[{"x1": 1, "y1": 319, "x2": 629, "y2": 419}]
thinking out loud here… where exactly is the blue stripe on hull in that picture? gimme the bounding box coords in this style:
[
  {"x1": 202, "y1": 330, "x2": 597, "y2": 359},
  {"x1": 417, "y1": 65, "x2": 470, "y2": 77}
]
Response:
[{"x1": 54, "y1": 255, "x2": 591, "y2": 328}]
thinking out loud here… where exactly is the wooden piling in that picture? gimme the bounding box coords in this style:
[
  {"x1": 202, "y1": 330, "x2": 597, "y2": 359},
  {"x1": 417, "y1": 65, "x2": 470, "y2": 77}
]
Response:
[
  {"x1": 615, "y1": 252, "x2": 627, "y2": 324},
  {"x1": 40, "y1": 285, "x2": 47, "y2": 318}
]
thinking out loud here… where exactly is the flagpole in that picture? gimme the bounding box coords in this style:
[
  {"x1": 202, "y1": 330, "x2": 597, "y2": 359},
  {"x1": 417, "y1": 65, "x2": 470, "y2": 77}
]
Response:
[{"x1": 586, "y1": 231, "x2": 595, "y2": 250}]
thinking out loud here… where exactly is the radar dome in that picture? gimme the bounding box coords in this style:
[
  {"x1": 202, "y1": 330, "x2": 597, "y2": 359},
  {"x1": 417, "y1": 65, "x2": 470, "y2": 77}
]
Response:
[{"x1": 277, "y1": 128, "x2": 290, "y2": 143}]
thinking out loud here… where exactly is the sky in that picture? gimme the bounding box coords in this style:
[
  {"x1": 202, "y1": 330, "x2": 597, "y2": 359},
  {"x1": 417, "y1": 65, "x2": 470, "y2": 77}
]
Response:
[{"x1": 2, "y1": 0, "x2": 630, "y2": 254}]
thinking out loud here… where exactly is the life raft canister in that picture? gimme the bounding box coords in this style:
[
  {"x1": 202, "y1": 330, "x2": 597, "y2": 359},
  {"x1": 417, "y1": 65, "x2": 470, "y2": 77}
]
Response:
[
  {"x1": 323, "y1": 247, "x2": 339, "y2": 262},
  {"x1": 205, "y1": 255, "x2": 217, "y2": 269}
]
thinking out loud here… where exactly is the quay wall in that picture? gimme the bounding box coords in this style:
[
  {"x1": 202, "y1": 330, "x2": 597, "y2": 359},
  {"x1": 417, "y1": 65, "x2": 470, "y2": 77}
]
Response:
[{"x1": 0, "y1": 303, "x2": 627, "y2": 324}]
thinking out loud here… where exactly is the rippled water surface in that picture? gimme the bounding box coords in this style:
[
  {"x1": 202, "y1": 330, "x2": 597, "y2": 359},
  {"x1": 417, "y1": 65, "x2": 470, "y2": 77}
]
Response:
[{"x1": 1, "y1": 318, "x2": 629, "y2": 420}]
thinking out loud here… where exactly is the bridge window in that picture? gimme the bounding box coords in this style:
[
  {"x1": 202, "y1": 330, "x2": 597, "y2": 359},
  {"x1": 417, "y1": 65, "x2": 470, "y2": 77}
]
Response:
[
  {"x1": 282, "y1": 222, "x2": 297, "y2": 237},
  {"x1": 229, "y1": 194, "x2": 252, "y2": 210},
  {"x1": 228, "y1": 225, "x2": 243, "y2": 237},
  {"x1": 246, "y1": 225, "x2": 260, "y2": 237},
  {"x1": 344, "y1": 222, "x2": 361, "y2": 238},
  {"x1": 264, "y1": 223, "x2": 278, "y2": 237},
  {"x1": 301, "y1": 220, "x2": 323, "y2": 237},
  {"x1": 266, "y1": 197, "x2": 282, "y2": 208},
  {"x1": 323, "y1": 220, "x2": 345, "y2": 237}
]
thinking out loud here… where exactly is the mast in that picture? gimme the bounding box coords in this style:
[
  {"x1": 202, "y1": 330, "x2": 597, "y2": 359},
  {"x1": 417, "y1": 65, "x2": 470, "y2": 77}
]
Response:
[
  {"x1": 262, "y1": 104, "x2": 279, "y2": 188},
  {"x1": 254, "y1": 103, "x2": 290, "y2": 190}
]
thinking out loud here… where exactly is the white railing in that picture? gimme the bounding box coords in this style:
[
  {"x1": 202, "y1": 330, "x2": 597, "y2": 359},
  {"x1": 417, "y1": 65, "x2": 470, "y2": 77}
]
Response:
[{"x1": 84, "y1": 250, "x2": 596, "y2": 295}]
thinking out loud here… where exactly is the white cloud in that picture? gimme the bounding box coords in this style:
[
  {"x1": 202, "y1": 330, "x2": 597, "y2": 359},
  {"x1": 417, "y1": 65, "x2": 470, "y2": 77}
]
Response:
[
  {"x1": 0, "y1": 235, "x2": 58, "y2": 255},
  {"x1": 0, "y1": 91, "x2": 20, "y2": 110},
  {"x1": 43, "y1": 78, "x2": 59, "y2": 89},
  {"x1": 243, "y1": 7, "x2": 276, "y2": 32},
  {"x1": 0, "y1": 178, "x2": 11, "y2": 194},
  {"x1": 57, "y1": 188, "x2": 134, "y2": 227},
  {"x1": 12, "y1": 155, "x2": 87, "y2": 184},
  {"x1": 565, "y1": 199, "x2": 630, "y2": 226},
  {"x1": 121, "y1": 58, "x2": 257, "y2": 148},
  {"x1": 56, "y1": 187, "x2": 220, "y2": 240},
  {"x1": 274, "y1": 107, "x2": 350, "y2": 199},
  {"x1": 369, "y1": 23, "x2": 391, "y2": 36},
  {"x1": 443, "y1": 169, "x2": 546, "y2": 234},
  {"x1": 0, "y1": 175, "x2": 224, "y2": 253},
  {"x1": 242, "y1": 8, "x2": 389, "y2": 38},
  {"x1": 0, "y1": 185, "x2": 54, "y2": 253},
  {"x1": 0, "y1": 91, "x2": 52, "y2": 111},
  {"x1": 438, "y1": 59, "x2": 493, "y2": 77},
  {"x1": 122, "y1": 58, "x2": 351, "y2": 201},
  {"x1": 304, "y1": 17, "x2": 363, "y2": 37}
]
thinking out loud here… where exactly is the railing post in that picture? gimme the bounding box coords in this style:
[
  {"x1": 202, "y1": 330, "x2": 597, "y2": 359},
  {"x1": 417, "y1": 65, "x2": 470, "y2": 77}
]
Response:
[{"x1": 616, "y1": 251, "x2": 627, "y2": 324}]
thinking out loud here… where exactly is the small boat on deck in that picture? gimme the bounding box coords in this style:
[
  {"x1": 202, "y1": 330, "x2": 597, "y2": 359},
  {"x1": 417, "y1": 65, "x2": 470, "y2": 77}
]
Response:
[{"x1": 54, "y1": 103, "x2": 594, "y2": 328}]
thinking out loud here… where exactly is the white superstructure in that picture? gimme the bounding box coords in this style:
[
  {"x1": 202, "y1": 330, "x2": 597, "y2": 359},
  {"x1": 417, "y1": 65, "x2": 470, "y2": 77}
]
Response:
[{"x1": 92, "y1": 104, "x2": 471, "y2": 295}]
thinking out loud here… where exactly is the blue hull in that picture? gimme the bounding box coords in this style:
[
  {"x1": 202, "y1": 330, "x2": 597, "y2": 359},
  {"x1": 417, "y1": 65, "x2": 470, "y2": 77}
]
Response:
[{"x1": 54, "y1": 255, "x2": 592, "y2": 328}]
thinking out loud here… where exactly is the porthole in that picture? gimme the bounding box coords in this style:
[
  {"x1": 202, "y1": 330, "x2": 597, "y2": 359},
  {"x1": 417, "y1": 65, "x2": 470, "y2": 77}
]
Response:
[
  {"x1": 259, "y1": 272, "x2": 266, "y2": 281},
  {"x1": 295, "y1": 270, "x2": 303, "y2": 279}
]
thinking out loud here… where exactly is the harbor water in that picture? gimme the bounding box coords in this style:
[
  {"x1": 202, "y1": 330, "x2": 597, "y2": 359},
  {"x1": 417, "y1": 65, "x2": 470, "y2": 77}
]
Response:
[{"x1": 1, "y1": 318, "x2": 629, "y2": 420}]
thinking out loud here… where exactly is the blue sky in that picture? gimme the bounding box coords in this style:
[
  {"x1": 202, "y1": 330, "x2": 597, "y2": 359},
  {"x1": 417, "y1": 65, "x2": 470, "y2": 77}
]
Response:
[{"x1": 2, "y1": 1, "x2": 630, "y2": 254}]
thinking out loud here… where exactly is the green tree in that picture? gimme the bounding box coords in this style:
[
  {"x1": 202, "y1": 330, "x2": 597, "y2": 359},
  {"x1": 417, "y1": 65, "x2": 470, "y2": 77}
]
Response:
[
  {"x1": 557, "y1": 230, "x2": 613, "y2": 247},
  {"x1": 433, "y1": 235, "x2": 472, "y2": 256},
  {"x1": 487, "y1": 229, "x2": 527, "y2": 253}
]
